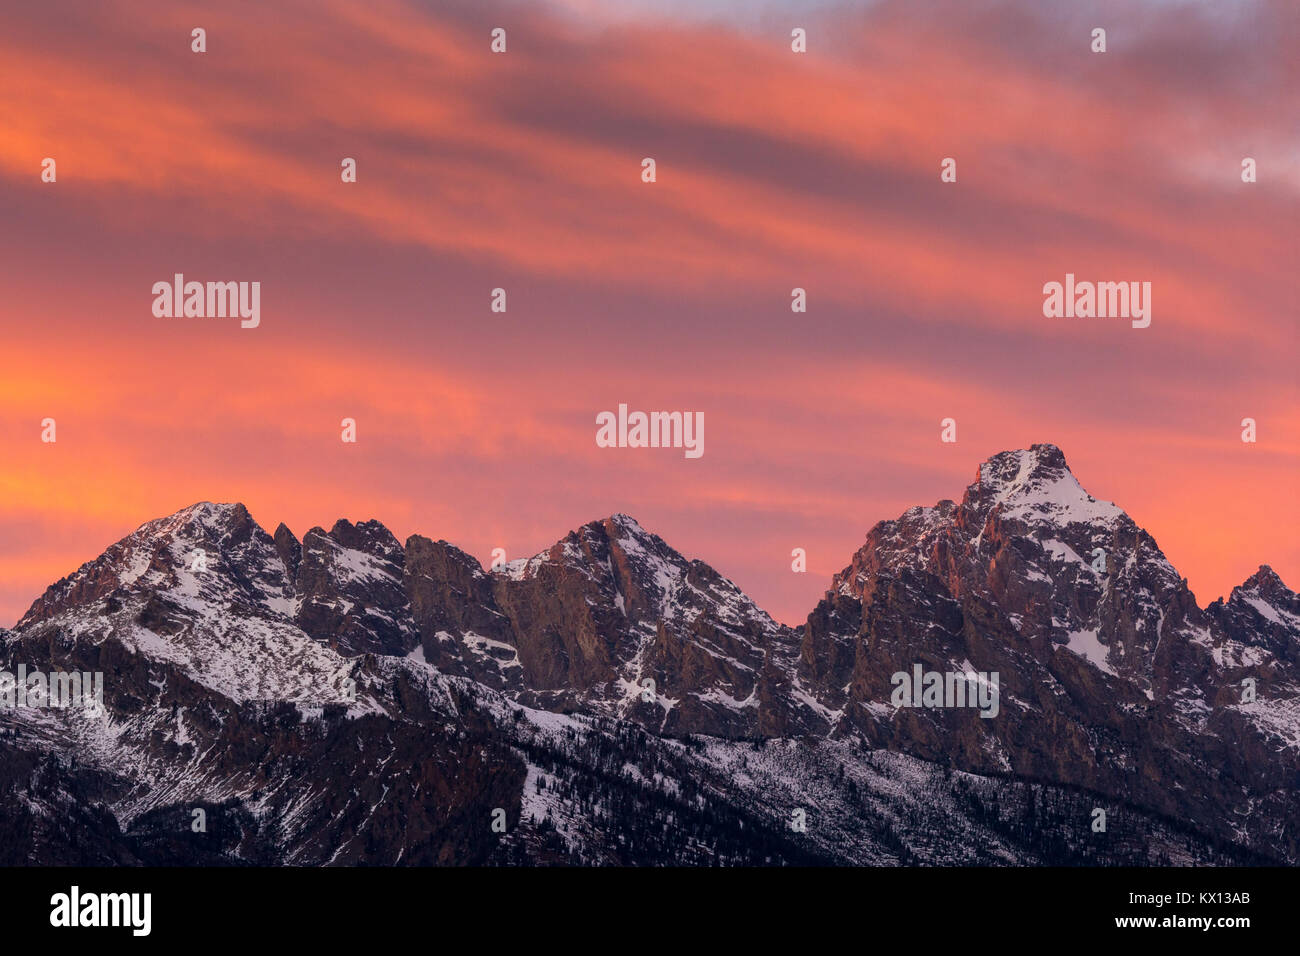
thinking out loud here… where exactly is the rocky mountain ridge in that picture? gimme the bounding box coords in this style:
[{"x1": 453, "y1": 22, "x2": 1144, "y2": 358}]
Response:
[{"x1": 3, "y1": 443, "x2": 1296, "y2": 865}]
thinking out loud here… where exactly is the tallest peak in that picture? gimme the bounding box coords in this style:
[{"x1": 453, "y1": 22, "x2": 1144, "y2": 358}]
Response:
[
  {"x1": 604, "y1": 512, "x2": 647, "y2": 535},
  {"x1": 968, "y1": 444, "x2": 1122, "y2": 527},
  {"x1": 977, "y1": 444, "x2": 1069, "y2": 487}
]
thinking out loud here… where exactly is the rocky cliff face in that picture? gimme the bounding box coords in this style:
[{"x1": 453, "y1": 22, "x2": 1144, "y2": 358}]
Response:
[
  {"x1": 799, "y1": 445, "x2": 1300, "y2": 859},
  {"x1": 3, "y1": 444, "x2": 1296, "y2": 865},
  {"x1": 293, "y1": 519, "x2": 420, "y2": 658}
]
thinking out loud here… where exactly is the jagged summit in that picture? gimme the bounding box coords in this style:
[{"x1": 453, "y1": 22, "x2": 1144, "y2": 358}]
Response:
[
  {"x1": 966, "y1": 443, "x2": 1123, "y2": 528},
  {"x1": 131, "y1": 500, "x2": 255, "y2": 537},
  {"x1": 1208, "y1": 564, "x2": 1300, "y2": 657},
  {"x1": 605, "y1": 511, "x2": 644, "y2": 529},
  {"x1": 1238, "y1": 564, "x2": 1291, "y2": 597},
  {"x1": 499, "y1": 512, "x2": 680, "y2": 582},
  {"x1": 977, "y1": 442, "x2": 1069, "y2": 481}
]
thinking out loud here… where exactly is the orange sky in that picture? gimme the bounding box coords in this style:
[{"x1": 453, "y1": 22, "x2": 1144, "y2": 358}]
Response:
[{"x1": 1, "y1": 0, "x2": 1296, "y2": 626}]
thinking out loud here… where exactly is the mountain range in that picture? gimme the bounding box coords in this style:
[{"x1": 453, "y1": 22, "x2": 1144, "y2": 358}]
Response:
[{"x1": 2, "y1": 443, "x2": 1296, "y2": 865}]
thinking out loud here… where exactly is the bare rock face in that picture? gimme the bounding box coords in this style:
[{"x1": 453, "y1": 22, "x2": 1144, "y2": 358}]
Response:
[
  {"x1": 798, "y1": 444, "x2": 1300, "y2": 859},
  {"x1": 398, "y1": 514, "x2": 822, "y2": 736},
  {"x1": 474, "y1": 514, "x2": 825, "y2": 737},
  {"x1": 273, "y1": 522, "x2": 302, "y2": 579},
  {"x1": 403, "y1": 534, "x2": 520, "y2": 690},
  {"x1": 293, "y1": 519, "x2": 419, "y2": 657},
  {"x1": 3, "y1": 445, "x2": 1297, "y2": 865}
]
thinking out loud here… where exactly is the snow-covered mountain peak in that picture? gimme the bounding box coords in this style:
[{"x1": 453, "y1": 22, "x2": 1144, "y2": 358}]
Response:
[
  {"x1": 16, "y1": 501, "x2": 290, "y2": 629},
  {"x1": 1237, "y1": 565, "x2": 1293, "y2": 604},
  {"x1": 604, "y1": 512, "x2": 645, "y2": 534},
  {"x1": 967, "y1": 444, "x2": 1123, "y2": 530},
  {"x1": 1209, "y1": 565, "x2": 1300, "y2": 653},
  {"x1": 131, "y1": 501, "x2": 258, "y2": 543}
]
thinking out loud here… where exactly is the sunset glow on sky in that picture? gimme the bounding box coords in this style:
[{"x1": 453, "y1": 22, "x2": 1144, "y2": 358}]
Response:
[{"x1": 1, "y1": 0, "x2": 1296, "y2": 626}]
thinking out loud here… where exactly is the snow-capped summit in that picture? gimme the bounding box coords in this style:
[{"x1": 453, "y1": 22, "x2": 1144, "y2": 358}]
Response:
[
  {"x1": 18, "y1": 501, "x2": 292, "y2": 631},
  {"x1": 1208, "y1": 564, "x2": 1300, "y2": 663},
  {"x1": 968, "y1": 443, "x2": 1124, "y2": 529}
]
